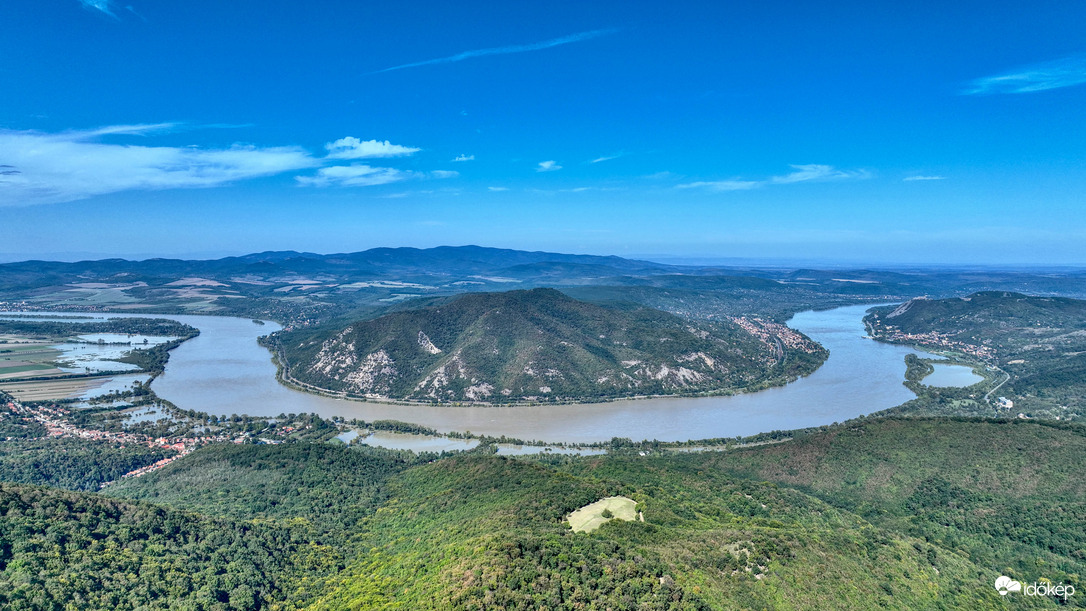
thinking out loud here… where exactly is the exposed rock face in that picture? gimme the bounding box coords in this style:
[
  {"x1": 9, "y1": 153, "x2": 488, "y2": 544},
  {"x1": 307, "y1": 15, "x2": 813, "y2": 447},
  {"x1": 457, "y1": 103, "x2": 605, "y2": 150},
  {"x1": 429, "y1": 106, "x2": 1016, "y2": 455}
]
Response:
[
  {"x1": 288, "y1": 288, "x2": 822, "y2": 403},
  {"x1": 417, "y1": 331, "x2": 442, "y2": 355}
]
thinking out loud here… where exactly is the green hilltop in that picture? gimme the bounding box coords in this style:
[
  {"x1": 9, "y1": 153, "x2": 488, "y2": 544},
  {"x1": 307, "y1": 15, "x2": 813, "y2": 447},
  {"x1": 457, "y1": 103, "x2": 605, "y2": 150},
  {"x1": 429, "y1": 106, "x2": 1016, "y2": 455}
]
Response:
[{"x1": 274, "y1": 288, "x2": 825, "y2": 403}]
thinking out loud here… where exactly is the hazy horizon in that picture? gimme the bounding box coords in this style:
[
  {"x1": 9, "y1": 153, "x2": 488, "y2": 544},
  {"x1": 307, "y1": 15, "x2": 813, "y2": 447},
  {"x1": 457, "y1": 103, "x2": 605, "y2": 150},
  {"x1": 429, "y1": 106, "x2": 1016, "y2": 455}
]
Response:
[{"x1": 1, "y1": 244, "x2": 1084, "y2": 272}]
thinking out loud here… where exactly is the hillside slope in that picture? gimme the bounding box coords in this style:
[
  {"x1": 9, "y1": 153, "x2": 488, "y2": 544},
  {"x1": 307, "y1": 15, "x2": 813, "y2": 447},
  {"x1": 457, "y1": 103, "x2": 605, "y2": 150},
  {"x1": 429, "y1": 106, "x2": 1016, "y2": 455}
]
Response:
[
  {"x1": 103, "y1": 418, "x2": 1084, "y2": 609},
  {"x1": 276, "y1": 288, "x2": 825, "y2": 403},
  {"x1": 866, "y1": 292, "x2": 1086, "y2": 417}
]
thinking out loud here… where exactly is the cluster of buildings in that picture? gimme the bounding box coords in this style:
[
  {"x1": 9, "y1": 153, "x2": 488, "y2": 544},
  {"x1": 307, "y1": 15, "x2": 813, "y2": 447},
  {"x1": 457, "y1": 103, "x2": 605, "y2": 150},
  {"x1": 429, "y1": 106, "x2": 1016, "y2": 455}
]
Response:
[
  {"x1": 3, "y1": 398, "x2": 246, "y2": 483},
  {"x1": 871, "y1": 326, "x2": 995, "y2": 361},
  {"x1": 729, "y1": 316, "x2": 822, "y2": 356}
]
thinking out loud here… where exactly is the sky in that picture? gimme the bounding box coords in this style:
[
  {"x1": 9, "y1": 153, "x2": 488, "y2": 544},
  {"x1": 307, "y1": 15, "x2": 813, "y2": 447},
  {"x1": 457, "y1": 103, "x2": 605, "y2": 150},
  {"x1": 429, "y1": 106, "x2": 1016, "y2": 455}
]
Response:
[{"x1": 1, "y1": 0, "x2": 1084, "y2": 266}]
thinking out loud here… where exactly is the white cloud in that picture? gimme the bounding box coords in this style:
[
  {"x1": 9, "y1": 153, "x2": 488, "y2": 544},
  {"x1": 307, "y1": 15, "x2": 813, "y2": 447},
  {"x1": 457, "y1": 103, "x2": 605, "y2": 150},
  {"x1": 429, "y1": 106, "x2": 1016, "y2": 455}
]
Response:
[
  {"x1": 964, "y1": 54, "x2": 1086, "y2": 95},
  {"x1": 296, "y1": 165, "x2": 410, "y2": 188},
  {"x1": 678, "y1": 164, "x2": 870, "y2": 191},
  {"x1": 678, "y1": 180, "x2": 760, "y2": 191},
  {"x1": 589, "y1": 153, "x2": 622, "y2": 164},
  {"x1": 374, "y1": 28, "x2": 618, "y2": 73},
  {"x1": 324, "y1": 137, "x2": 420, "y2": 159},
  {"x1": 83, "y1": 123, "x2": 178, "y2": 136},
  {"x1": 0, "y1": 126, "x2": 319, "y2": 206},
  {"x1": 770, "y1": 164, "x2": 869, "y2": 184},
  {"x1": 296, "y1": 166, "x2": 457, "y2": 188},
  {"x1": 488, "y1": 186, "x2": 509, "y2": 192},
  {"x1": 537, "y1": 160, "x2": 562, "y2": 172},
  {"x1": 903, "y1": 175, "x2": 946, "y2": 181},
  {"x1": 79, "y1": 0, "x2": 117, "y2": 17},
  {"x1": 453, "y1": 154, "x2": 475, "y2": 162}
]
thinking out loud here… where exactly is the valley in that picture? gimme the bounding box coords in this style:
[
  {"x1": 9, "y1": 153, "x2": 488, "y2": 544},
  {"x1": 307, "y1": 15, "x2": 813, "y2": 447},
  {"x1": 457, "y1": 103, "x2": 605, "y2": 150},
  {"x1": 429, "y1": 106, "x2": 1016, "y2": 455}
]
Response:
[{"x1": 1, "y1": 248, "x2": 1084, "y2": 610}]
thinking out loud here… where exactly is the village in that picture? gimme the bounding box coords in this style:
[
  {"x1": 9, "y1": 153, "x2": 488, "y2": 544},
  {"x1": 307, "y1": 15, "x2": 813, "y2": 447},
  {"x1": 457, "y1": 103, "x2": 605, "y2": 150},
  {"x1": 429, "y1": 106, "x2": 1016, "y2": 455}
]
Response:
[
  {"x1": 869, "y1": 325, "x2": 996, "y2": 361},
  {"x1": 1, "y1": 396, "x2": 295, "y2": 486}
]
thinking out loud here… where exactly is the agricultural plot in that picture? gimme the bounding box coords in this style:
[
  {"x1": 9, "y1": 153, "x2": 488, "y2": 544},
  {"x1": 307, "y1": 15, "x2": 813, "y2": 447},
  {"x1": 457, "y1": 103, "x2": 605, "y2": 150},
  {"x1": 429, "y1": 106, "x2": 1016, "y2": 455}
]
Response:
[
  {"x1": 0, "y1": 343, "x2": 63, "y2": 380},
  {"x1": 0, "y1": 325, "x2": 178, "y2": 401}
]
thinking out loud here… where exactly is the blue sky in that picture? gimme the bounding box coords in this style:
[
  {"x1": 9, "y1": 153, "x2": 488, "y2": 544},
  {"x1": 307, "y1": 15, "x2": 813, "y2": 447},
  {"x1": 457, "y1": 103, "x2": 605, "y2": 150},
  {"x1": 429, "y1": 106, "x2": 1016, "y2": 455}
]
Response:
[{"x1": 1, "y1": 1, "x2": 1084, "y2": 265}]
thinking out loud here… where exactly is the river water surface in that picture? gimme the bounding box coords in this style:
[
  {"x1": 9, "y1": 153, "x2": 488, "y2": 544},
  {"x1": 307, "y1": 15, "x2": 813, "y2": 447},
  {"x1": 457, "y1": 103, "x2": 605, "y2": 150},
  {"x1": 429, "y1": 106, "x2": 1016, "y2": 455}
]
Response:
[{"x1": 6, "y1": 305, "x2": 934, "y2": 443}]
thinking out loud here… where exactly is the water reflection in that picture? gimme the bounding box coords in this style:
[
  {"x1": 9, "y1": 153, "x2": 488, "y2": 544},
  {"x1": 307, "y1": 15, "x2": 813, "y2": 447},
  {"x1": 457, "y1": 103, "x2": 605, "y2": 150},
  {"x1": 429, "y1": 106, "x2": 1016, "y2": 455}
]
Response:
[{"x1": 923, "y1": 363, "x2": 984, "y2": 387}]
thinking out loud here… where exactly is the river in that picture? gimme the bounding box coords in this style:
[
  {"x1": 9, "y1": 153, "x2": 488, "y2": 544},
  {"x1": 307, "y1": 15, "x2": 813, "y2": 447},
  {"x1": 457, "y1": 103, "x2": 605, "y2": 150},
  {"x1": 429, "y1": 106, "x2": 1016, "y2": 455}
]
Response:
[
  {"x1": 150, "y1": 304, "x2": 932, "y2": 442},
  {"x1": 4, "y1": 305, "x2": 937, "y2": 443}
]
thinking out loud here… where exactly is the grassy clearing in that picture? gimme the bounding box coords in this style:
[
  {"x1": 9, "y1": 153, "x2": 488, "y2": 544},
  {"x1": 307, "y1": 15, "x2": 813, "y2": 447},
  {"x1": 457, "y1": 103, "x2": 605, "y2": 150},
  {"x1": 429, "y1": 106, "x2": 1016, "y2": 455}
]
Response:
[{"x1": 566, "y1": 495, "x2": 638, "y2": 533}]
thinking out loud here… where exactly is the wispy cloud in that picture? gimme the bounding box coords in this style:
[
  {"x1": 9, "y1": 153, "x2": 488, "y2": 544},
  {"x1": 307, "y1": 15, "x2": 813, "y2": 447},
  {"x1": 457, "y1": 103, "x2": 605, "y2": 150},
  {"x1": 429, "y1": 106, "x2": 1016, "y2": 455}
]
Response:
[
  {"x1": 678, "y1": 164, "x2": 870, "y2": 191},
  {"x1": 125, "y1": 4, "x2": 147, "y2": 21},
  {"x1": 488, "y1": 186, "x2": 509, "y2": 192},
  {"x1": 296, "y1": 166, "x2": 457, "y2": 188},
  {"x1": 589, "y1": 153, "x2": 623, "y2": 164},
  {"x1": 296, "y1": 165, "x2": 410, "y2": 188},
  {"x1": 452, "y1": 154, "x2": 475, "y2": 162},
  {"x1": 0, "y1": 126, "x2": 318, "y2": 206},
  {"x1": 0, "y1": 125, "x2": 460, "y2": 203},
  {"x1": 903, "y1": 175, "x2": 946, "y2": 181},
  {"x1": 770, "y1": 164, "x2": 869, "y2": 184},
  {"x1": 82, "y1": 123, "x2": 178, "y2": 136},
  {"x1": 374, "y1": 28, "x2": 618, "y2": 74},
  {"x1": 325, "y1": 137, "x2": 420, "y2": 159},
  {"x1": 537, "y1": 160, "x2": 562, "y2": 172},
  {"x1": 678, "y1": 180, "x2": 760, "y2": 191},
  {"x1": 79, "y1": 0, "x2": 117, "y2": 18},
  {"x1": 964, "y1": 54, "x2": 1086, "y2": 94}
]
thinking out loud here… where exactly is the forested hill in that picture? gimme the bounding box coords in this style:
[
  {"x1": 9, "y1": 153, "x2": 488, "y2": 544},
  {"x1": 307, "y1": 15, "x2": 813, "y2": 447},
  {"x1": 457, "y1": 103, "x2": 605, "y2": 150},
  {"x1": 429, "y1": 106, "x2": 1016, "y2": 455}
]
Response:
[
  {"x1": 2, "y1": 418, "x2": 1083, "y2": 608},
  {"x1": 868, "y1": 291, "x2": 1086, "y2": 341},
  {"x1": 275, "y1": 288, "x2": 825, "y2": 403},
  {"x1": 865, "y1": 292, "x2": 1086, "y2": 416}
]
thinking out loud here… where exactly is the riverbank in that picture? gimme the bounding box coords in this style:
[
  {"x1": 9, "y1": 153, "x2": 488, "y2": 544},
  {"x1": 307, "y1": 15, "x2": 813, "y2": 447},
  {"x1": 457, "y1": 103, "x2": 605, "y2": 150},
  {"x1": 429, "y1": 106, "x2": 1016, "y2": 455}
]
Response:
[{"x1": 4, "y1": 304, "x2": 937, "y2": 444}]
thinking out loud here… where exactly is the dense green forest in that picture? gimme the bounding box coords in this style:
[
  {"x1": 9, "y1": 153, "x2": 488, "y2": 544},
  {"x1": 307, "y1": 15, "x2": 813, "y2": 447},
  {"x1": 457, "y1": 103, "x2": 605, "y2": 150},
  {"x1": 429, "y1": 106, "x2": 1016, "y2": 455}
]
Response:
[
  {"x1": 1, "y1": 417, "x2": 1079, "y2": 609},
  {"x1": 647, "y1": 417, "x2": 1086, "y2": 591},
  {"x1": 0, "y1": 438, "x2": 174, "y2": 491},
  {"x1": 0, "y1": 483, "x2": 313, "y2": 610}
]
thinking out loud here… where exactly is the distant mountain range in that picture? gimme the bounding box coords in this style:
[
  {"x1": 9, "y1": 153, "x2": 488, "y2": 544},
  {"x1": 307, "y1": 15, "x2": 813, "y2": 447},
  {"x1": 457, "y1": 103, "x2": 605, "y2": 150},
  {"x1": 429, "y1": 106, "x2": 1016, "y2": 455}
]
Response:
[
  {"x1": 3, "y1": 246, "x2": 1085, "y2": 329},
  {"x1": 0, "y1": 246, "x2": 672, "y2": 283},
  {"x1": 275, "y1": 288, "x2": 826, "y2": 403}
]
